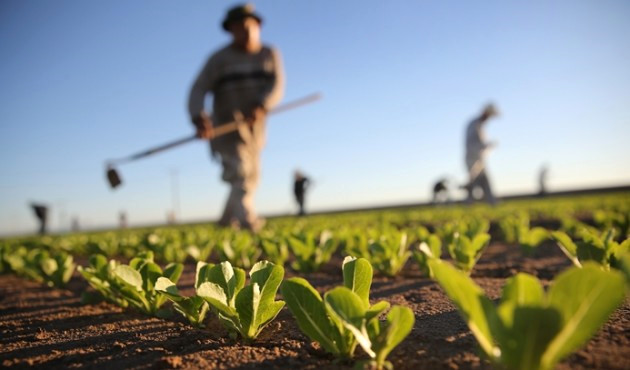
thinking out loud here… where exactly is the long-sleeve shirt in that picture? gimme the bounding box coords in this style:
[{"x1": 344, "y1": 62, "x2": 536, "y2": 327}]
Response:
[
  {"x1": 465, "y1": 118, "x2": 490, "y2": 170},
  {"x1": 188, "y1": 44, "x2": 284, "y2": 151}
]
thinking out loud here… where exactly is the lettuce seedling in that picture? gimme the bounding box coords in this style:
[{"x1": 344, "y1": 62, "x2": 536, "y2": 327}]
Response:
[
  {"x1": 78, "y1": 254, "x2": 129, "y2": 307},
  {"x1": 365, "y1": 231, "x2": 411, "y2": 277},
  {"x1": 552, "y1": 229, "x2": 630, "y2": 270},
  {"x1": 219, "y1": 231, "x2": 262, "y2": 270},
  {"x1": 429, "y1": 259, "x2": 626, "y2": 370},
  {"x1": 196, "y1": 260, "x2": 284, "y2": 341},
  {"x1": 412, "y1": 227, "x2": 442, "y2": 278},
  {"x1": 446, "y1": 232, "x2": 490, "y2": 274},
  {"x1": 260, "y1": 236, "x2": 290, "y2": 266},
  {"x1": 6, "y1": 247, "x2": 75, "y2": 288},
  {"x1": 283, "y1": 256, "x2": 413, "y2": 368},
  {"x1": 500, "y1": 214, "x2": 548, "y2": 253},
  {"x1": 79, "y1": 251, "x2": 183, "y2": 316},
  {"x1": 287, "y1": 230, "x2": 338, "y2": 272},
  {"x1": 155, "y1": 262, "x2": 211, "y2": 327}
]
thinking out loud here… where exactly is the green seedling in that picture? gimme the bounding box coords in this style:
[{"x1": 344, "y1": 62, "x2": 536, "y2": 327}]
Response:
[
  {"x1": 446, "y1": 232, "x2": 490, "y2": 274},
  {"x1": 429, "y1": 259, "x2": 626, "y2": 370},
  {"x1": 196, "y1": 260, "x2": 284, "y2": 341},
  {"x1": 500, "y1": 214, "x2": 548, "y2": 253},
  {"x1": 155, "y1": 262, "x2": 211, "y2": 327},
  {"x1": 283, "y1": 257, "x2": 414, "y2": 369},
  {"x1": 6, "y1": 247, "x2": 75, "y2": 288},
  {"x1": 287, "y1": 230, "x2": 338, "y2": 272},
  {"x1": 79, "y1": 251, "x2": 183, "y2": 316},
  {"x1": 552, "y1": 229, "x2": 630, "y2": 270},
  {"x1": 365, "y1": 231, "x2": 411, "y2": 277},
  {"x1": 412, "y1": 227, "x2": 442, "y2": 278}
]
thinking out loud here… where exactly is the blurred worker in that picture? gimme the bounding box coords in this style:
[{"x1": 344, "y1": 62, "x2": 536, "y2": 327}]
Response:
[
  {"x1": 538, "y1": 164, "x2": 549, "y2": 196},
  {"x1": 188, "y1": 4, "x2": 284, "y2": 232},
  {"x1": 463, "y1": 103, "x2": 499, "y2": 205},
  {"x1": 30, "y1": 203, "x2": 48, "y2": 235},
  {"x1": 119, "y1": 211, "x2": 128, "y2": 229},
  {"x1": 432, "y1": 178, "x2": 450, "y2": 204},
  {"x1": 294, "y1": 170, "x2": 310, "y2": 216}
]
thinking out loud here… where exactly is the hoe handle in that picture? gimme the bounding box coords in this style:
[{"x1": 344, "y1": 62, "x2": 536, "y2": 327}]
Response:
[{"x1": 110, "y1": 93, "x2": 321, "y2": 165}]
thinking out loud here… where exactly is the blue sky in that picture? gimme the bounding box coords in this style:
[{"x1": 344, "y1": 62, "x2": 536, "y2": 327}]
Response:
[{"x1": 1, "y1": 0, "x2": 629, "y2": 234}]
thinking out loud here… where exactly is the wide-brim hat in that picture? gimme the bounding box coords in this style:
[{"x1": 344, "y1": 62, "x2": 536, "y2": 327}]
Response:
[{"x1": 222, "y1": 4, "x2": 263, "y2": 31}]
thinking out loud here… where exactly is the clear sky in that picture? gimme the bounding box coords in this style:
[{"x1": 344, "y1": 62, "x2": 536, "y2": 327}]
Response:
[{"x1": 1, "y1": 0, "x2": 629, "y2": 235}]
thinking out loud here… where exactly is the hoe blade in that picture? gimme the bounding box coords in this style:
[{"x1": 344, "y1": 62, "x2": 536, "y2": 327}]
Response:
[{"x1": 107, "y1": 167, "x2": 122, "y2": 189}]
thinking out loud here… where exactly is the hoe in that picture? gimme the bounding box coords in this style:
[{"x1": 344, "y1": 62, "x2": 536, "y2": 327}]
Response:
[{"x1": 106, "y1": 93, "x2": 321, "y2": 189}]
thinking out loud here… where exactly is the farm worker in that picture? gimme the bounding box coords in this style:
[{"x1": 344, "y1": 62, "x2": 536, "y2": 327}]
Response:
[
  {"x1": 463, "y1": 103, "x2": 499, "y2": 205},
  {"x1": 293, "y1": 170, "x2": 310, "y2": 216},
  {"x1": 30, "y1": 203, "x2": 48, "y2": 235},
  {"x1": 188, "y1": 4, "x2": 284, "y2": 232},
  {"x1": 538, "y1": 164, "x2": 549, "y2": 196}
]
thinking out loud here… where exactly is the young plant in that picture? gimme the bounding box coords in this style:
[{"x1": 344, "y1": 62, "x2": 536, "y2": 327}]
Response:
[
  {"x1": 196, "y1": 260, "x2": 284, "y2": 341},
  {"x1": 79, "y1": 251, "x2": 183, "y2": 316},
  {"x1": 282, "y1": 257, "x2": 414, "y2": 369},
  {"x1": 185, "y1": 239, "x2": 215, "y2": 262},
  {"x1": 500, "y1": 214, "x2": 549, "y2": 253},
  {"x1": 446, "y1": 232, "x2": 490, "y2": 274},
  {"x1": 155, "y1": 261, "x2": 211, "y2": 327},
  {"x1": 78, "y1": 254, "x2": 129, "y2": 307},
  {"x1": 5, "y1": 247, "x2": 75, "y2": 288},
  {"x1": 287, "y1": 230, "x2": 338, "y2": 272},
  {"x1": 365, "y1": 231, "x2": 411, "y2": 277},
  {"x1": 219, "y1": 231, "x2": 262, "y2": 270},
  {"x1": 412, "y1": 227, "x2": 442, "y2": 278},
  {"x1": 552, "y1": 229, "x2": 630, "y2": 270},
  {"x1": 259, "y1": 236, "x2": 290, "y2": 266},
  {"x1": 429, "y1": 258, "x2": 626, "y2": 370}
]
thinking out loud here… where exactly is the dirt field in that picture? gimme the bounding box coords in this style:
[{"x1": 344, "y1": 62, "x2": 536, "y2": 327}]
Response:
[{"x1": 1, "y1": 241, "x2": 629, "y2": 369}]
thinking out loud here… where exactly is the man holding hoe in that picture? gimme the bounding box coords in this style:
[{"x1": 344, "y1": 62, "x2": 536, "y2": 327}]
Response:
[{"x1": 188, "y1": 4, "x2": 284, "y2": 232}]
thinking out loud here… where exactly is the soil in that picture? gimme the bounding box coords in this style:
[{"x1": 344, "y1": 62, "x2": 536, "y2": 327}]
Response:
[{"x1": 1, "y1": 241, "x2": 629, "y2": 369}]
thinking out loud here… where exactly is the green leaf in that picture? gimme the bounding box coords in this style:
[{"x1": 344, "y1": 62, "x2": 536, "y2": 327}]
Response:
[
  {"x1": 197, "y1": 281, "x2": 236, "y2": 317},
  {"x1": 342, "y1": 256, "x2": 372, "y2": 307},
  {"x1": 138, "y1": 261, "x2": 162, "y2": 292},
  {"x1": 497, "y1": 307, "x2": 562, "y2": 370},
  {"x1": 235, "y1": 283, "x2": 261, "y2": 339},
  {"x1": 366, "y1": 301, "x2": 390, "y2": 322},
  {"x1": 114, "y1": 265, "x2": 143, "y2": 291},
  {"x1": 552, "y1": 231, "x2": 581, "y2": 267},
  {"x1": 164, "y1": 263, "x2": 183, "y2": 284},
  {"x1": 281, "y1": 278, "x2": 341, "y2": 355},
  {"x1": 40, "y1": 258, "x2": 58, "y2": 276},
  {"x1": 372, "y1": 306, "x2": 415, "y2": 367},
  {"x1": 155, "y1": 277, "x2": 183, "y2": 302},
  {"x1": 324, "y1": 287, "x2": 372, "y2": 357},
  {"x1": 541, "y1": 263, "x2": 626, "y2": 369},
  {"x1": 195, "y1": 261, "x2": 213, "y2": 288},
  {"x1": 428, "y1": 259, "x2": 499, "y2": 359},
  {"x1": 250, "y1": 261, "x2": 284, "y2": 305}
]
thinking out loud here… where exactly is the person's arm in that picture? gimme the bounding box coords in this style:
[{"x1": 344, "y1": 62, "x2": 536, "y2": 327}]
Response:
[
  {"x1": 252, "y1": 47, "x2": 285, "y2": 117},
  {"x1": 188, "y1": 55, "x2": 218, "y2": 138}
]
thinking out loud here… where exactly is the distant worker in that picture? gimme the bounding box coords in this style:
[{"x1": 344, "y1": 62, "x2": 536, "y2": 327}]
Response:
[
  {"x1": 119, "y1": 211, "x2": 128, "y2": 229},
  {"x1": 432, "y1": 178, "x2": 450, "y2": 204},
  {"x1": 463, "y1": 103, "x2": 499, "y2": 205},
  {"x1": 71, "y1": 217, "x2": 80, "y2": 232},
  {"x1": 294, "y1": 170, "x2": 310, "y2": 216},
  {"x1": 538, "y1": 164, "x2": 549, "y2": 196},
  {"x1": 30, "y1": 203, "x2": 48, "y2": 235},
  {"x1": 188, "y1": 4, "x2": 284, "y2": 232}
]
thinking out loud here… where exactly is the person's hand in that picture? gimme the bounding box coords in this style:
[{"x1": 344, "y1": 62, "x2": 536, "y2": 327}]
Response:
[
  {"x1": 192, "y1": 113, "x2": 214, "y2": 139},
  {"x1": 245, "y1": 105, "x2": 267, "y2": 127}
]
